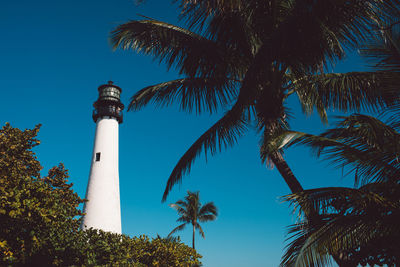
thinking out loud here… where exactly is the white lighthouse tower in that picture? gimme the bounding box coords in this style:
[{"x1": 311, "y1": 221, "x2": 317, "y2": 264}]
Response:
[{"x1": 82, "y1": 81, "x2": 124, "y2": 234}]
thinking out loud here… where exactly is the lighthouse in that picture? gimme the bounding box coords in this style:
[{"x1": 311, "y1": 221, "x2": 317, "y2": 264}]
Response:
[{"x1": 82, "y1": 81, "x2": 124, "y2": 234}]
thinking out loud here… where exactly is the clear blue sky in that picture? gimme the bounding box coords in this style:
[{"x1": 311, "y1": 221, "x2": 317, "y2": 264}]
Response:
[{"x1": 1, "y1": 1, "x2": 370, "y2": 266}]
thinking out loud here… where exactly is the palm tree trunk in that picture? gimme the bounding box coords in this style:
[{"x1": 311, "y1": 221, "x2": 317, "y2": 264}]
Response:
[
  {"x1": 269, "y1": 152, "x2": 320, "y2": 221},
  {"x1": 192, "y1": 223, "x2": 195, "y2": 249},
  {"x1": 270, "y1": 152, "x2": 304, "y2": 193}
]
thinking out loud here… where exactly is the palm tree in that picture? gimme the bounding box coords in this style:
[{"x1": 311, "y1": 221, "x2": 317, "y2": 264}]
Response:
[
  {"x1": 168, "y1": 191, "x2": 217, "y2": 249},
  {"x1": 273, "y1": 15, "x2": 400, "y2": 265},
  {"x1": 278, "y1": 114, "x2": 400, "y2": 266},
  {"x1": 111, "y1": 0, "x2": 400, "y2": 201}
]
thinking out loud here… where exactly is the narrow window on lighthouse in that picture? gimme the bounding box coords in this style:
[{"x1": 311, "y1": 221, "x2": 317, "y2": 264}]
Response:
[{"x1": 95, "y1": 152, "x2": 101, "y2": 161}]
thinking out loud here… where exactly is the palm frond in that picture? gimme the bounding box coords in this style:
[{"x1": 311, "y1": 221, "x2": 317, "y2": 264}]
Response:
[
  {"x1": 274, "y1": 115, "x2": 400, "y2": 185},
  {"x1": 282, "y1": 183, "x2": 400, "y2": 266},
  {"x1": 282, "y1": 186, "x2": 396, "y2": 217},
  {"x1": 280, "y1": 223, "x2": 323, "y2": 267},
  {"x1": 198, "y1": 214, "x2": 217, "y2": 222},
  {"x1": 162, "y1": 104, "x2": 249, "y2": 201},
  {"x1": 269, "y1": 0, "x2": 389, "y2": 71},
  {"x1": 198, "y1": 202, "x2": 218, "y2": 219},
  {"x1": 128, "y1": 78, "x2": 238, "y2": 114},
  {"x1": 324, "y1": 114, "x2": 400, "y2": 151},
  {"x1": 281, "y1": 218, "x2": 334, "y2": 267},
  {"x1": 176, "y1": 0, "x2": 243, "y2": 31},
  {"x1": 381, "y1": 102, "x2": 400, "y2": 130},
  {"x1": 169, "y1": 202, "x2": 188, "y2": 215},
  {"x1": 294, "y1": 85, "x2": 328, "y2": 124},
  {"x1": 177, "y1": 215, "x2": 191, "y2": 223},
  {"x1": 360, "y1": 16, "x2": 400, "y2": 72},
  {"x1": 205, "y1": 10, "x2": 258, "y2": 59},
  {"x1": 168, "y1": 223, "x2": 187, "y2": 237},
  {"x1": 195, "y1": 222, "x2": 205, "y2": 238},
  {"x1": 292, "y1": 72, "x2": 400, "y2": 112},
  {"x1": 110, "y1": 19, "x2": 236, "y2": 77}
]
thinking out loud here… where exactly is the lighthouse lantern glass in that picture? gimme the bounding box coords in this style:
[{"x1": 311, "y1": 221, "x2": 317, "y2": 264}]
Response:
[
  {"x1": 93, "y1": 83, "x2": 124, "y2": 123},
  {"x1": 100, "y1": 86, "x2": 121, "y2": 101}
]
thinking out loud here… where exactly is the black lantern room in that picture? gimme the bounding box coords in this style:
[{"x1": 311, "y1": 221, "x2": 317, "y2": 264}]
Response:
[{"x1": 92, "y1": 81, "x2": 124, "y2": 123}]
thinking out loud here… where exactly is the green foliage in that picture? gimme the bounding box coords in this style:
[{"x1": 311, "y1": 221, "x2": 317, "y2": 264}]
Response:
[
  {"x1": 0, "y1": 123, "x2": 84, "y2": 265},
  {"x1": 0, "y1": 123, "x2": 202, "y2": 266},
  {"x1": 128, "y1": 235, "x2": 201, "y2": 266},
  {"x1": 78, "y1": 230, "x2": 202, "y2": 267}
]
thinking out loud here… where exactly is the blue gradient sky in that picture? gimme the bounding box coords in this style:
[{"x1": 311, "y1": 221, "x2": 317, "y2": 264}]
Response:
[{"x1": 1, "y1": 1, "x2": 369, "y2": 266}]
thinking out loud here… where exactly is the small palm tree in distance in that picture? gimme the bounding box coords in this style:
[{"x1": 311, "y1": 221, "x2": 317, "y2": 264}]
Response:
[{"x1": 168, "y1": 191, "x2": 217, "y2": 249}]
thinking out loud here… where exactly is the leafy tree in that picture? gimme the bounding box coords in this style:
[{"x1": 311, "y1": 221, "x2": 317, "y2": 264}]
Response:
[
  {"x1": 278, "y1": 114, "x2": 400, "y2": 266},
  {"x1": 111, "y1": 0, "x2": 400, "y2": 202},
  {"x1": 0, "y1": 123, "x2": 84, "y2": 265},
  {"x1": 0, "y1": 123, "x2": 202, "y2": 266},
  {"x1": 168, "y1": 191, "x2": 217, "y2": 249}
]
